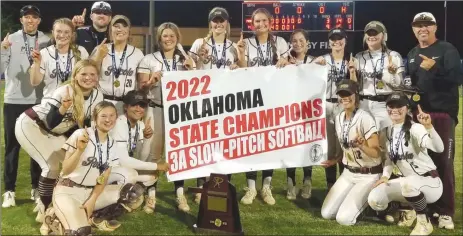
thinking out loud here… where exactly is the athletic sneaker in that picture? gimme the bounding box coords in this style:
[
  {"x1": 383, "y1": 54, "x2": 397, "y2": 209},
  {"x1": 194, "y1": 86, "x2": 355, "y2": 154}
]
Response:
[
  {"x1": 34, "y1": 200, "x2": 45, "y2": 223},
  {"x1": 261, "y1": 186, "x2": 275, "y2": 205},
  {"x1": 143, "y1": 188, "x2": 156, "y2": 214},
  {"x1": 176, "y1": 195, "x2": 190, "y2": 212},
  {"x1": 2, "y1": 191, "x2": 16, "y2": 208},
  {"x1": 31, "y1": 188, "x2": 39, "y2": 201},
  {"x1": 410, "y1": 214, "x2": 433, "y2": 236},
  {"x1": 300, "y1": 179, "x2": 312, "y2": 199},
  {"x1": 286, "y1": 185, "x2": 297, "y2": 200},
  {"x1": 40, "y1": 222, "x2": 50, "y2": 235},
  {"x1": 398, "y1": 209, "x2": 417, "y2": 227},
  {"x1": 438, "y1": 215, "x2": 454, "y2": 230},
  {"x1": 240, "y1": 187, "x2": 257, "y2": 205}
]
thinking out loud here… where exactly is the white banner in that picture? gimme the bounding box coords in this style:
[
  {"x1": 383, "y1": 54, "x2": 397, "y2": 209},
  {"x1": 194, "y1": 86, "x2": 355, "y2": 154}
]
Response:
[{"x1": 161, "y1": 64, "x2": 328, "y2": 182}]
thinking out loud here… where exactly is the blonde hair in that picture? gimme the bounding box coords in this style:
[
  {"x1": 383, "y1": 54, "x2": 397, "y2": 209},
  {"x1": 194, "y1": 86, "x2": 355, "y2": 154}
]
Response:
[
  {"x1": 92, "y1": 101, "x2": 117, "y2": 123},
  {"x1": 206, "y1": 7, "x2": 231, "y2": 40},
  {"x1": 363, "y1": 21, "x2": 388, "y2": 51},
  {"x1": 251, "y1": 8, "x2": 278, "y2": 64},
  {"x1": 64, "y1": 59, "x2": 100, "y2": 128},
  {"x1": 156, "y1": 22, "x2": 186, "y2": 62},
  {"x1": 108, "y1": 15, "x2": 132, "y2": 43},
  {"x1": 51, "y1": 18, "x2": 81, "y2": 62}
]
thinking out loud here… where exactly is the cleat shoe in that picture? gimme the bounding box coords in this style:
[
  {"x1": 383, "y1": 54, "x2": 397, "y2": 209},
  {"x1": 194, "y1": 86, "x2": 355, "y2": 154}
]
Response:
[
  {"x1": 31, "y1": 188, "x2": 40, "y2": 201},
  {"x1": 410, "y1": 214, "x2": 433, "y2": 235},
  {"x1": 2, "y1": 191, "x2": 16, "y2": 208},
  {"x1": 240, "y1": 187, "x2": 257, "y2": 205},
  {"x1": 261, "y1": 186, "x2": 275, "y2": 205},
  {"x1": 398, "y1": 209, "x2": 417, "y2": 227},
  {"x1": 301, "y1": 179, "x2": 312, "y2": 199},
  {"x1": 286, "y1": 185, "x2": 297, "y2": 200},
  {"x1": 176, "y1": 195, "x2": 190, "y2": 212},
  {"x1": 438, "y1": 215, "x2": 454, "y2": 230},
  {"x1": 143, "y1": 196, "x2": 156, "y2": 214}
]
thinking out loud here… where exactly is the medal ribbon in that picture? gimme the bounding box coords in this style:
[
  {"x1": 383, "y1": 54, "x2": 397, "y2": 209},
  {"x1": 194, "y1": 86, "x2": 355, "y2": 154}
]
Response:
[
  {"x1": 127, "y1": 120, "x2": 139, "y2": 157},
  {"x1": 54, "y1": 47, "x2": 72, "y2": 83},
  {"x1": 111, "y1": 43, "x2": 128, "y2": 79},
  {"x1": 160, "y1": 51, "x2": 177, "y2": 71},
  {"x1": 211, "y1": 36, "x2": 227, "y2": 69},
  {"x1": 255, "y1": 36, "x2": 271, "y2": 66},
  {"x1": 94, "y1": 128, "x2": 110, "y2": 174},
  {"x1": 22, "y1": 30, "x2": 39, "y2": 66}
]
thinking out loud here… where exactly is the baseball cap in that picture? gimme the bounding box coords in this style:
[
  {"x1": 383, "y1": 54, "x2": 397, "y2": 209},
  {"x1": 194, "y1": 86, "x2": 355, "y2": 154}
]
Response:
[
  {"x1": 111, "y1": 15, "x2": 131, "y2": 28},
  {"x1": 336, "y1": 79, "x2": 359, "y2": 95},
  {"x1": 386, "y1": 92, "x2": 410, "y2": 107},
  {"x1": 364, "y1": 21, "x2": 386, "y2": 34},
  {"x1": 412, "y1": 12, "x2": 436, "y2": 26},
  {"x1": 208, "y1": 8, "x2": 229, "y2": 22},
  {"x1": 328, "y1": 28, "x2": 347, "y2": 40},
  {"x1": 123, "y1": 90, "x2": 148, "y2": 107},
  {"x1": 20, "y1": 5, "x2": 41, "y2": 17},
  {"x1": 91, "y1": 1, "x2": 112, "y2": 14}
]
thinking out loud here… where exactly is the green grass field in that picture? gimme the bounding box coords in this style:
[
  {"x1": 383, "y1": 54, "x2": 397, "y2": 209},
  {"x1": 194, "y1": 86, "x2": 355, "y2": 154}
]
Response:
[{"x1": 1, "y1": 81, "x2": 462, "y2": 235}]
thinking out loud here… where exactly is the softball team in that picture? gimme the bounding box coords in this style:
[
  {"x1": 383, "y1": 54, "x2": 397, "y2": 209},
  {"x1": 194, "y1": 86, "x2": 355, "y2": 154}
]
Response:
[
  {"x1": 137, "y1": 22, "x2": 195, "y2": 212},
  {"x1": 3, "y1": 3, "x2": 456, "y2": 236}
]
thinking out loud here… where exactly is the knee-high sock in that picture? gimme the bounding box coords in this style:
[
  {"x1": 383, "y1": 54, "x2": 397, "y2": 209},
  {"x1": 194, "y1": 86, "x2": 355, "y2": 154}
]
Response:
[{"x1": 38, "y1": 176, "x2": 56, "y2": 209}]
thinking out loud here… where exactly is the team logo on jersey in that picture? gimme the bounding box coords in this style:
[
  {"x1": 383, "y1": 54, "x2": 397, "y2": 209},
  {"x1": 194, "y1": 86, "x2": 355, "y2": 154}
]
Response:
[
  {"x1": 104, "y1": 66, "x2": 134, "y2": 77},
  {"x1": 249, "y1": 57, "x2": 273, "y2": 67},
  {"x1": 20, "y1": 46, "x2": 34, "y2": 54},
  {"x1": 309, "y1": 144, "x2": 323, "y2": 163},
  {"x1": 202, "y1": 55, "x2": 233, "y2": 67}
]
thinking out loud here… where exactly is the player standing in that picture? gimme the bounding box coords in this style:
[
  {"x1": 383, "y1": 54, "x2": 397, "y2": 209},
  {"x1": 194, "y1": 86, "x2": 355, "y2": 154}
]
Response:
[
  {"x1": 235, "y1": 8, "x2": 289, "y2": 206},
  {"x1": 368, "y1": 92, "x2": 444, "y2": 235},
  {"x1": 1, "y1": 5, "x2": 50, "y2": 207},
  {"x1": 188, "y1": 7, "x2": 238, "y2": 203},
  {"x1": 49, "y1": 101, "x2": 144, "y2": 236},
  {"x1": 354, "y1": 21, "x2": 404, "y2": 130},
  {"x1": 29, "y1": 18, "x2": 89, "y2": 98},
  {"x1": 320, "y1": 79, "x2": 381, "y2": 226},
  {"x1": 92, "y1": 15, "x2": 144, "y2": 114},
  {"x1": 137, "y1": 22, "x2": 195, "y2": 212}
]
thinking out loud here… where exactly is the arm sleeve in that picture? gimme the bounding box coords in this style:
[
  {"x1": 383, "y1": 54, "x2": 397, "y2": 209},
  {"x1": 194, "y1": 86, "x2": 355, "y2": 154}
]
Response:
[
  {"x1": 137, "y1": 55, "x2": 152, "y2": 74},
  {"x1": 46, "y1": 104, "x2": 65, "y2": 129},
  {"x1": 412, "y1": 124, "x2": 444, "y2": 153},
  {"x1": 0, "y1": 35, "x2": 11, "y2": 74},
  {"x1": 115, "y1": 140, "x2": 158, "y2": 171},
  {"x1": 361, "y1": 113, "x2": 378, "y2": 140},
  {"x1": 277, "y1": 37, "x2": 289, "y2": 59},
  {"x1": 62, "y1": 129, "x2": 81, "y2": 156},
  {"x1": 424, "y1": 46, "x2": 462, "y2": 85}
]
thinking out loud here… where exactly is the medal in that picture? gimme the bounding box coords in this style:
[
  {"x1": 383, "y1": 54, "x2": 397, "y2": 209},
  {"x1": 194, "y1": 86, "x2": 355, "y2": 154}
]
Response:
[
  {"x1": 412, "y1": 93, "x2": 420, "y2": 102},
  {"x1": 96, "y1": 175, "x2": 105, "y2": 185},
  {"x1": 376, "y1": 80, "x2": 385, "y2": 89},
  {"x1": 114, "y1": 80, "x2": 120, "y2": 88},
  {"x1": 347, "y1": 153, "x2": 354, "y2": 162}
]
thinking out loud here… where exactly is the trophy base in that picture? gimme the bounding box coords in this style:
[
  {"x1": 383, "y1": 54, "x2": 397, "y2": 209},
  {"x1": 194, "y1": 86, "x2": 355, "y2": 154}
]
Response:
[{"x1": 193, "y1": 224, "x2": 244, "y2": 235}]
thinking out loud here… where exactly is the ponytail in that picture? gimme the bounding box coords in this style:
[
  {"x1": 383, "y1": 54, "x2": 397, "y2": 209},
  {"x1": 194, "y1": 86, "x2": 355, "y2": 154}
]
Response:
[
  {"x1": 71, "y1": 80, "x2": 85, "y2": 128},
  {"x1": 70, "y1": 44, "x2": 82, "y2": 63},
  {"x1": 402, "y1": 114, "x2": 412, "y2": 146},
  {"x1": 269, "y1": 33, "x2": 278, "y2": 65}
]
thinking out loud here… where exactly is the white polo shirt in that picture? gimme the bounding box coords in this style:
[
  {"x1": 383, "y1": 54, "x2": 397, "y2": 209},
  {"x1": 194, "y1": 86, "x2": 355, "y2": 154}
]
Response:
[
  {"x1": 62, "y1": 128, "x2": 122, "y2": 186},
  {"x1": 335, "y1": 109, "x2": 380, "y2": 168},
  {"x1": 39, "y1": 45, "x2": 89, "y2": 97},
  {"x1": 244, "y1": 35, "x2": 289, "y2": 67},
  {"x1": 189, "y1": 38, "x2": 238, "y2": 70},
  {"x1": 355, "y1": 49, "x2": 404, "y2": 96},
  {"x1": 32, "y1": 84, "x2": 103, "y2": 134},
  {"x1": 98, "y1": 44, "x2": 144, "y2": 98}
]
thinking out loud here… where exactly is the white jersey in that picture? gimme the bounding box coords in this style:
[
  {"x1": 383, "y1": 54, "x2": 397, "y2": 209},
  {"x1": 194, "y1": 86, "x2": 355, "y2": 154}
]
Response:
[
  {"x1": 189, "y1": 38, "x2": 238, "y2": 70},
  {"x1": 321, "y1": 53, "x2": 349, "y2": 100},
  {"x1": 244, "y1": 35, "x2": 289, "y2": 67},
  {"x1": 62, "y1": 128, "x2": 122, "y2": 186},
  {"x1": 355, "y1": 49, "x2": 404, "y2": 96},
  {"x1": 335, "y1": 109, "x2": 380, "y2": 168},
  {"x1": 98, "y1": 44, "x2": 144, "y2": 98},
  {"x1": 31, "y1": 84, "x2": 103, "y2": 134},
  {"x1": 110, "y1": 114, "x2": 145, "y2": 158},
  {"x1": 39, "y1": 45, "x2": 89, "y2": 97},
  {"x1": 381, "y1": 123, "x2": 442, "y2": 177},
  {"x1": 138, "y1": 51, "x2": 189, "y2": 104}
]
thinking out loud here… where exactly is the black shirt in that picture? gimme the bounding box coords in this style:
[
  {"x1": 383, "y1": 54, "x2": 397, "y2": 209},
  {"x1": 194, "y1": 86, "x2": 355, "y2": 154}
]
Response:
[
  {"x1": 75, "y1": 26, "x2": 108, "y2": 55},
  {"x1": 407, "y1": 40, "x2": 462, "y2": 123}
]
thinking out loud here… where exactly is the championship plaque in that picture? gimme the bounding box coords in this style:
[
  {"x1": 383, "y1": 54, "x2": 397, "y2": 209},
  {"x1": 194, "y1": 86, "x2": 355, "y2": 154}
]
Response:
[{"x1": 189, "y1": 173, "x2": 243, "y2": 235}]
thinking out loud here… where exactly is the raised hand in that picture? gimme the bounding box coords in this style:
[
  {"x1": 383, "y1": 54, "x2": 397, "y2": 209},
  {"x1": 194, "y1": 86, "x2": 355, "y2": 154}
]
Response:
[
  {"x1": 149, "y1": 71, "x2": 162, "y2": 85},
  {"x1": 313, "y1": 56, "x2": 326, "y2": 66},
  {"x1": 94, "y1": 38, "x2": 108, "y2": 61},
  {"x1": 418, "y1": 54, "x2": 436, "y2": 71},
  {"x1": 143, "y1": 117, "x2": 153, "y2": 139},
  {"x1": 31, "y1": 49, "x2": 41, "y2": 64},
  {"x1": 387, "y1": 54, "x2": 398, "y2": 74},
  {"x1": 351, "y1": 130, "x2": 366, "y2": 148},
  {"x1": 198, "y1": 38, "x2": 209, "y2": 61},
  {"x1": 348, "y1": 53, "x2": 356, "y2": 72},
  {"x1": 77, "y1": 126, "x2": 90, "y2": 151},
  {"x1": 72, "y1": 9, "x2": 87, "y2": 27},
  {"x1": 417, "y1": 105, "x2": 432, "y2": 129},
  {"x1": 236, "y1": 32, "x2": 245, "y2": 55},
  {"x1": 1, "y1": 33, "x2": 12, "y2": 50},
  {"x1": 60, "y1": 86, "x2": 73, "y2": 113}
]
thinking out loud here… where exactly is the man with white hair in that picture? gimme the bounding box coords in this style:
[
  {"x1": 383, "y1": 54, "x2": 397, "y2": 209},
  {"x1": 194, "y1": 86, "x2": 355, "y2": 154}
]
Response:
[{"x1": 406, "y1": 12, "x2": 462, "y2": 230}]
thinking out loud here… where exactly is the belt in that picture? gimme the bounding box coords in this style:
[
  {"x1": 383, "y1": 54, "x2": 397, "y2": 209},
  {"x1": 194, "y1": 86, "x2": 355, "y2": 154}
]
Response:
[
  {"x1": 326, "y1": 98, "x2": 338, "y2": 103},
  {"x1": 24, "y1": 108, "x2": 61, "y2": 136},
  {"x1": 422, "y1": 169, "x2": 439, "y2": 178},
  {"x1": 360, "y1": 95, "x2": 389, "y2": 102},
  {"x1": 103, "y1": 94, "x2": 124, "y2": 101},
  {"x1": 345, "y1": 164, "x2": 383, "y2": 174},
  {"x1": 57, "y1": 178, "x2": 93, "y2": 189},
  {"x1": 149, "y1": 101, "x2": 163, "y2": 108}
]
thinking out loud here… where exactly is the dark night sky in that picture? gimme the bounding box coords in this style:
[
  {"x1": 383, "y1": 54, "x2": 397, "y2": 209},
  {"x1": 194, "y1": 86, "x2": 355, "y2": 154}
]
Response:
[{"x1": 2, "y1": 1, "x2": 462, "y2": 57}]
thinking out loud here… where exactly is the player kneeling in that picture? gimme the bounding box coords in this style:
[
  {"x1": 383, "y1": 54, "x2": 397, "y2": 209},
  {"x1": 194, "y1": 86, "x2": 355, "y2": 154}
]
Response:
[
  {"x1": 43, "y1": 101, "x2": 144, "y2": 236},
  {"x1": 320, "y1": 79, "x2": 382, "y2": 226},
  {"x1": 368, "y1": 92, "x2": 443, "y2": 236}
]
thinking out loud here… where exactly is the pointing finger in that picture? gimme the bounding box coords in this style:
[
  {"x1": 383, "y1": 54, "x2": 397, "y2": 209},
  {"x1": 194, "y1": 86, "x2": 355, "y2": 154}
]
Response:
[
  {"x1": 3, "y1": 32, "x2": 10, "y2": 41},
  {"x1": 350, "y1": 53, "x2": 353, "y2": 61},
  {"x1": 240, "y1": 32, "x2": 244, "y2": 41},
  {"x1": 145, "y1": 117, "x2": 151, "y2": 126},
  {"x1": 100, "y1": 38, "x2": 107, "y2": 46},
  {"x1": 419, "y1": 54, "x2": 430, "y2": 60},
  {"x1": 82, "y1": 8, "x2": 87, "y2": 18},
  {"x1": 388, "y1": 54, "x2": 393, "y2": 64},
  {"x1": 66, "y1": 86, "x2": 71, "y2": 97},
  {"x1": 417, "y1": 104, "x2": 423, "y2": 114}
]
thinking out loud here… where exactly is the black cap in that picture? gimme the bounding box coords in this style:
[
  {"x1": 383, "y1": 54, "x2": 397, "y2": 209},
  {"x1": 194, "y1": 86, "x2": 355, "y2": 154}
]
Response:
[
  {"x1": 208, "y1": 8, "x2": 229, "y2": 22},
  {"x1": 328, "y1": 28, "x2": 347, "y2": 40},
  {"x1": 386, "y1": 92, "x2": 410, "y2": 107},
  {"x1": 364, "y1": 21, "x2": 386, "y2": 34},
  {"x1": 123, "y1": 90, "x2": 148, "y2": 107},
  {"x1": 20, "y1": 5, "x2": 41, "y2": 17},
  {"x1": 336, "y1": 79, "x2": 358, "y2": 95}
]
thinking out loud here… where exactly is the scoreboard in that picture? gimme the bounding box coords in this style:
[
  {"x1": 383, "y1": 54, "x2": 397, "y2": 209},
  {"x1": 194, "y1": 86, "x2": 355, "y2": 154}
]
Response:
[{"x1": 242, "y1": 1, "x2": 355, "y2": 32}]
